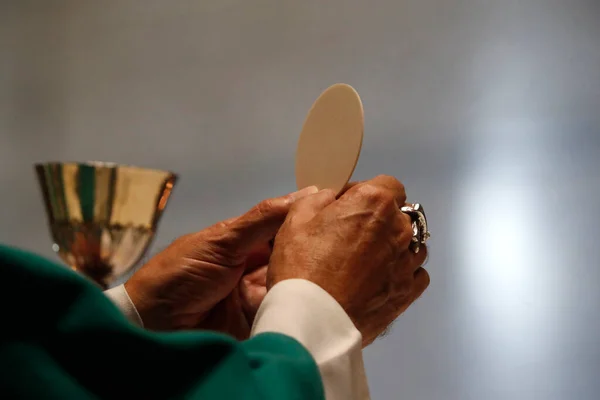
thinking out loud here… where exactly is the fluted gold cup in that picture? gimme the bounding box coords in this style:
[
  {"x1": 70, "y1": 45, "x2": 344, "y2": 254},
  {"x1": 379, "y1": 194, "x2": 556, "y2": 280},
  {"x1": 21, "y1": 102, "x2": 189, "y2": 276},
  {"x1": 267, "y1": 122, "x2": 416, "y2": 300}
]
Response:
[{"x1": 34, "y1": 161, "x2": 177, "y2": 289}]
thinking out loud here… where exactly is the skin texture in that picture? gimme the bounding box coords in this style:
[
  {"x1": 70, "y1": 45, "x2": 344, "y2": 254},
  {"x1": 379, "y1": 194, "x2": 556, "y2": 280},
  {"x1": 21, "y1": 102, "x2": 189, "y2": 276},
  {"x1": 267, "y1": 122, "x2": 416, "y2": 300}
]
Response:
[
  {"x1": 125, "y1": 185, "x2": 319, "y2": 337},
  {"x1": 269, "y1": 175, "x2": 429, "y2": 346},
  {"x1": 125, "y1": 175, "x2": 429, "y2": 346}
]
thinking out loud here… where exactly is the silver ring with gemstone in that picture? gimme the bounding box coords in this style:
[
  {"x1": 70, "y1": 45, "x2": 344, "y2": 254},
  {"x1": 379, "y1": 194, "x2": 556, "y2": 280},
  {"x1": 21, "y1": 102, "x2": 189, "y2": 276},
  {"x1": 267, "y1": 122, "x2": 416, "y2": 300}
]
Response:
[{"x1": 400, "y1": 203, "x2": 430, "y2": 254}]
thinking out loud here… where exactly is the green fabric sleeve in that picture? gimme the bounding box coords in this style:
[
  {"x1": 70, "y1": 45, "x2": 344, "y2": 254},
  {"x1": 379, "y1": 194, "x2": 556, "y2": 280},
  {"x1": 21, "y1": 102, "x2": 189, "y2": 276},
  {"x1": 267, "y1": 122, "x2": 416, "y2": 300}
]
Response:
[{"x1": 0, "y1": 245, "x2": 325, "y2": 400}]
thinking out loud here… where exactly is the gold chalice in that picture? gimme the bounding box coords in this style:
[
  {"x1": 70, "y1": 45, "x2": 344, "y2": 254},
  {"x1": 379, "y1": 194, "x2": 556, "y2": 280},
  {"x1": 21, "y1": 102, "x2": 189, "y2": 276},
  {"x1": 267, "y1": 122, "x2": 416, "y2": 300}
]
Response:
[{"x1": 34, "y1": 161, "x2": 177, "y2": 289}]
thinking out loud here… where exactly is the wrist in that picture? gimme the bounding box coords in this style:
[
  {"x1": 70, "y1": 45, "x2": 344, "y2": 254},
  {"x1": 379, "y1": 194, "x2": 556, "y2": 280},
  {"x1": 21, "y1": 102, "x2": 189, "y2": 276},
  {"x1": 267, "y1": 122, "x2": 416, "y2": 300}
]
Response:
[{"x1": 123, "y1": 274, "x2": 164, "y2": 330}]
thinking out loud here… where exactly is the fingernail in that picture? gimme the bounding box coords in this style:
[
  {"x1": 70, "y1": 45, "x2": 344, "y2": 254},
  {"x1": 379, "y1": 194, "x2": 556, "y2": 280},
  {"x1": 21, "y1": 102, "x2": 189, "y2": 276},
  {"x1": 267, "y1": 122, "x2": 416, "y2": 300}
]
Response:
[{"x1": 289, "y1": 185, "x2": 318, "y2": 200}]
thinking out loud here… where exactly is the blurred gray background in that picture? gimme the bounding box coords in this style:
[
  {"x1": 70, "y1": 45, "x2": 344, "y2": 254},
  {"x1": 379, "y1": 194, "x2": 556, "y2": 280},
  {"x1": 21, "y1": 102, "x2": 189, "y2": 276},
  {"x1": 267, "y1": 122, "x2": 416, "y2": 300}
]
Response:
[{"x1": 1, "y1": 1, "x2": 600, "y2": 399}]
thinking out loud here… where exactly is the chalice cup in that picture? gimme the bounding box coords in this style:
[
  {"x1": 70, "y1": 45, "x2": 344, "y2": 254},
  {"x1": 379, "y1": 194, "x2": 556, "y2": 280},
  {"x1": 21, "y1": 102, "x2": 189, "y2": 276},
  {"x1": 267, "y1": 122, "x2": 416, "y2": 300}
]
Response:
[{"x1": 34, "y1": 161, "x2": 178, "y2": 289}]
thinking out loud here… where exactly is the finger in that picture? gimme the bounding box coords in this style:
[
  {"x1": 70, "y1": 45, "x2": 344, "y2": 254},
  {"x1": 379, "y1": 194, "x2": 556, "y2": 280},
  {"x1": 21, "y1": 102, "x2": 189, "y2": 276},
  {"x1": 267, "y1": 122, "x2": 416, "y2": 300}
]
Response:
[
  {"x1": 286, "y1": 188, "x2": 337, "y2": 225},
  {"x1": 340, "y1": 175, "x2": 407, "y2": 208},
  {"x1": 416, "y1": 242, "x2": 428, "y2": 264},
  {"x1": 388, "y1": 246, "x2": 428, "y2": 301},
  {"x1": 394, "y1": 244, "x2": 428, "y2": 279},
  {"x1": 412, "y1": 245, "x2": 428, "y2": 270},
  {"x1": 411, "y1": 267, "x2": 430, "y2": 301},
  {"x1": 388, "y1": 268, "x2": 430, "y2": 318},
  {"x1": 240, "y1": 265, "x2": 268, "y2": 322},
  {"x1": 339, "y1": 176, "x2": 405, "y2": 199},
  {"x1": 364, "y1": 267, "x2": 430, "y2": 347},
  {"x1": 368, "y1": 175, "x2": 406, "y2": 198},
  {"x1": 337, "y1": 181, "x2": 361, "y2": 198},
  {"x1": 396, "y1": 211, "x2": 416, "y2": 249},
  {"x1": 218, "y1": 186, "x2": 319, "y2": 256},
  {"x1": 244, "y1": 242, "x2": 272, "y2": 272},
  {"x1": 200, "y1": 290, "x2": 251, "y2": 340}
]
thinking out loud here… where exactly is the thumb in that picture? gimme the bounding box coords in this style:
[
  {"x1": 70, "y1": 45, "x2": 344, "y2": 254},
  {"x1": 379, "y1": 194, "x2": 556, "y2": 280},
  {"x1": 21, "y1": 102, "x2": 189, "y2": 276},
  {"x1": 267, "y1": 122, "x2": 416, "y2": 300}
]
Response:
[{"x1": 220, "y1": 186, "x2": 319, "y2": 257}]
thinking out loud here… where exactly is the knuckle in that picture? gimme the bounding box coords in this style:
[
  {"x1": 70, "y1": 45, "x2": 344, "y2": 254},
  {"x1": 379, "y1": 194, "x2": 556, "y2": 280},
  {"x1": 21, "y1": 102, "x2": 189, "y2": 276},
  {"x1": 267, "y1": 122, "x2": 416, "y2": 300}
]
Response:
[
  {"x1": 320, "y1": 188, "x2": 337, "y2": 201},
  {"x1": 355, "y1": 183, "x2": 389, "y2": 203},
  {"x1": 389, "y1": 175, "x2": 405, "y2": 191},
  {"x1": 377, "y1": 174, "x2": 407, "y2": 202},
  {"x1": 255, "y1": 198, "x2": 273, "y2": 216},
  {"x1": 255, "y1": 198, "x2": 287, "y2": 219},
  {"x1": 214, "y1": 220, "x2": 231, "y2": 231},
  {"x1": 377, "y1": 174, "x2": 405, "y2": 189},
  {"x1": 355, "y1": 184, "x2": 397, "y2": 215},
  {"x1": 374, "y1": 173, "x2": 394, "y2": 182}
]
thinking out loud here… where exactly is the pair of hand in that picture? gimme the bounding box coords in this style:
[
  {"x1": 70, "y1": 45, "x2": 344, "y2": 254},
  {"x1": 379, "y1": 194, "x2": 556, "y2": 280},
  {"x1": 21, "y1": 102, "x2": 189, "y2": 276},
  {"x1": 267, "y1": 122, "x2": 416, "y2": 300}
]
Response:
[{"x1": 125, "y1": 175, "x2": 429, "y2": 346}]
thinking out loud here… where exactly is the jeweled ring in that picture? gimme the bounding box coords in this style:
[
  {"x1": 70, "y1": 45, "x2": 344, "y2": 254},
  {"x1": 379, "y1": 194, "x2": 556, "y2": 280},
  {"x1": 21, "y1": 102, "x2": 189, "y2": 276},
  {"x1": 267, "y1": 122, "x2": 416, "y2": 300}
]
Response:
[{"x1": 400, "y1": 203, "x2": 430, "y2": 254}]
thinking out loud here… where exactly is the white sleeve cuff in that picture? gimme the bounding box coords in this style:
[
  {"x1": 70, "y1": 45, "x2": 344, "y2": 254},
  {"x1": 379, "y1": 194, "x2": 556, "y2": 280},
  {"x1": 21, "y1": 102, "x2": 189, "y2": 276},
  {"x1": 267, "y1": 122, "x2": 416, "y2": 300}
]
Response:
[
  {"x1": 104, "y1": 284, "x2": 144, "y2": 328},
  {"x1": 251, "y1": 279, "x2": 371, "y2": 400}
]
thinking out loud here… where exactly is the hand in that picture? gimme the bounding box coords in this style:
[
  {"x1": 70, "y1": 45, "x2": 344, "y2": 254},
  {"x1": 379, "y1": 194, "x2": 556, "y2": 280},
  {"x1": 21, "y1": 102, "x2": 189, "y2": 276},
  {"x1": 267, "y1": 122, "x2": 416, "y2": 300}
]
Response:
[
  {"x1": 194, "y1": 242, "x2": 271, "y2": 339},
  {"x1": 268, "y1": 175, "x2": 429, "y2": 346},
  {"x1": 124, "y1": 186, "x2": 318, "y2": 336}
]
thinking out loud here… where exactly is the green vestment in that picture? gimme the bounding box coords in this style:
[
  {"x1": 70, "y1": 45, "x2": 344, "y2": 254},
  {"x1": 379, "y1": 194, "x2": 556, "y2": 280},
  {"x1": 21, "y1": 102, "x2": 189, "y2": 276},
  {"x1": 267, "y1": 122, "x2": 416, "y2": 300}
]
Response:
[{"x1": 0, "y1": 244, "x2": 325, "y2": 399}]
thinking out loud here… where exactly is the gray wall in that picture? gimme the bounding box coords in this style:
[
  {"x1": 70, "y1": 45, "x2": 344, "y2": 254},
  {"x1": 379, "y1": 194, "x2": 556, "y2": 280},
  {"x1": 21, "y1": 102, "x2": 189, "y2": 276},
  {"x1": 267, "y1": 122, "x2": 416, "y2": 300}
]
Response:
[{"x1": 2, "y1": 1, "x2": 600, "y2": 399}]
